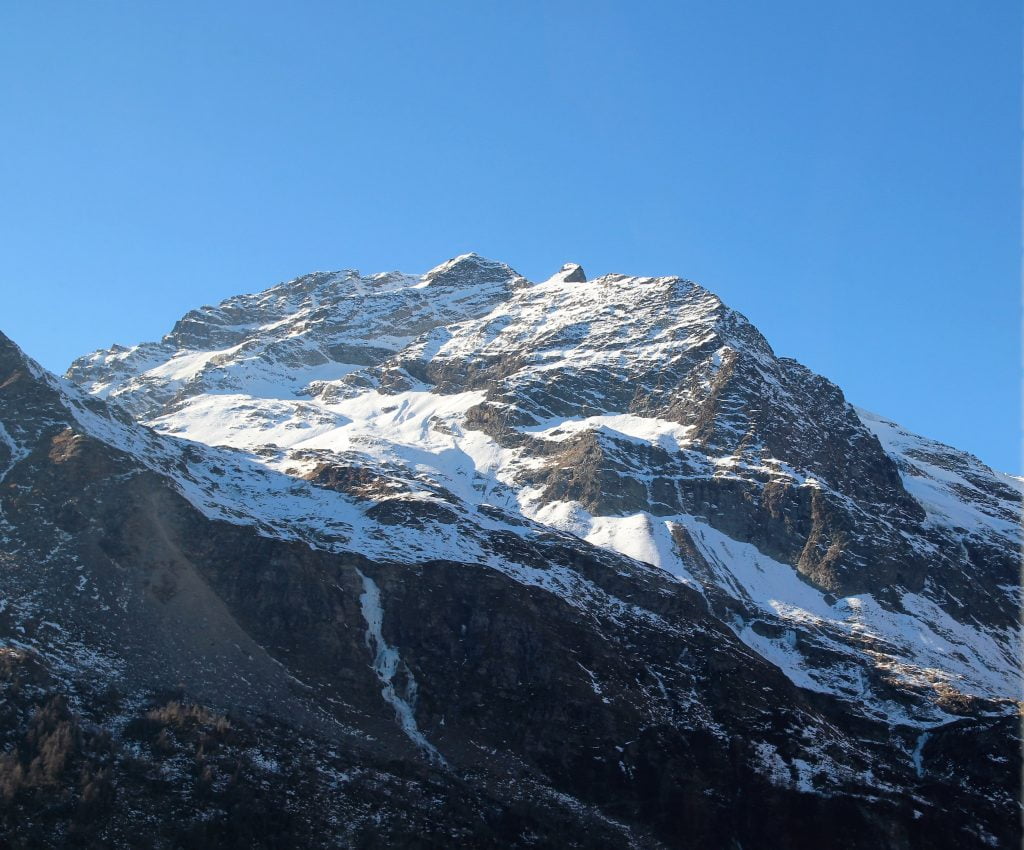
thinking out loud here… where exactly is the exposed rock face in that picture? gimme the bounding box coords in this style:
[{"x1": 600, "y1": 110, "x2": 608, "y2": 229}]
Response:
[
  {"x1": 2, "y1": 254, "x2": 1020, "y2": 847},
  {"x1": 555, "y1": 262, "x2": 587, "y2": 283}
]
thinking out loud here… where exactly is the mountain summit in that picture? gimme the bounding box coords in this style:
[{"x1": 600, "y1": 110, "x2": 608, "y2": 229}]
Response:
[{"x1": 1, "y1": 256, "x2": 1018, "y2": 847}]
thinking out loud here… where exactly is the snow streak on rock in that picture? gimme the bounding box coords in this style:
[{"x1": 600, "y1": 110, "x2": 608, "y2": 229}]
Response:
[
  {"x1": 0, "y1": 421, "x2": 27, "y2": 485},
  {"x1": 355, "y1": 569, "x2": 445, "y2": 766}
]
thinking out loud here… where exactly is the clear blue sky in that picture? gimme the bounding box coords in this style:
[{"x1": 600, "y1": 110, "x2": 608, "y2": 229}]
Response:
[{"x1": 1, "y1": 2, "x2": 1019, "y2": 472}]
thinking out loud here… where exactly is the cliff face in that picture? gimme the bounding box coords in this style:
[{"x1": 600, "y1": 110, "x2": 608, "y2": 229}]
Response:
[{"x1": 0, "y1": 255, "x2": 1018, "y2": 847}]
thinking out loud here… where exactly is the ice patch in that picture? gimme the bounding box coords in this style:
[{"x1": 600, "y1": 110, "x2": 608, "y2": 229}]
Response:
[
  {"x1": 355, "y1": 569, "x2": 445, "y2": 766},
  {"x1": 911, "y1": 731, "x2": 929, "y2": 778}
]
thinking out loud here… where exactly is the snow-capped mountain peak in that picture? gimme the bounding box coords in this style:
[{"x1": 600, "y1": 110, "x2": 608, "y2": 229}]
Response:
[
  {"x1": 63, "y1": 255, "x2": 1020, "y2": 727},
  {"x1": 2, "y1": 254, "x2": 1019, "y2": 846}
]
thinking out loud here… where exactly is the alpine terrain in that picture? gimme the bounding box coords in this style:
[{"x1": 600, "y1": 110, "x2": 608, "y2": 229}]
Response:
[{"x1": 1, "y1": 254, "x2": 1019, "y2": 848}]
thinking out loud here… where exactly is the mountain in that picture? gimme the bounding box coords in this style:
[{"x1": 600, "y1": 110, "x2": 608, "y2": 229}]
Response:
[{"x1": 0, "y1": 254, "x2": 1018, "y2": 848}]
